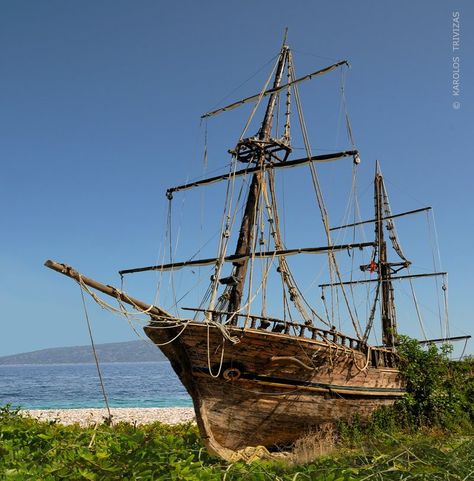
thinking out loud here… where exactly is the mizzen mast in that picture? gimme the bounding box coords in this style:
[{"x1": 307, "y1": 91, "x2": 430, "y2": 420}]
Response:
[
  {"x1": 360, "y1": 162, "x2": 405, "y2": 347},
  {"x1": 375, "y1": 163, "x2": 397, "y2": 346}
]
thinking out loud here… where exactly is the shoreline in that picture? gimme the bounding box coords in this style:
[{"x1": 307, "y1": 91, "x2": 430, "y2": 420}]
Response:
[{"x1": 22, "y1": 407, "x2": 196, "y2": 426}]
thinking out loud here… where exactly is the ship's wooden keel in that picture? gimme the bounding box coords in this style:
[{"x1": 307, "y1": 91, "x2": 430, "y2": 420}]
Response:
[{"x1": 145, "y1": 321, "x2": 404, "y2": 460}]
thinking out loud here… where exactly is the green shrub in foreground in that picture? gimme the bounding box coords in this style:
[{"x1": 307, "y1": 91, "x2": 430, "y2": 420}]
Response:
[
  {"x1": 395, "y1": 336, "x2": 474, "y2": 430},
  {"x1": 1, "y1": 405, "x2": 474, "y2": 480},
  {"x1": 0, "y1": 405, "x2": 220, "y2": 480},
  {"x1": 336, "y1": 338, "x2": 474, "y2": 446}
]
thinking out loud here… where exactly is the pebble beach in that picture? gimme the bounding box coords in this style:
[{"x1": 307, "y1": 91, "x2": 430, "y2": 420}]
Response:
[{"x1": 23, "y1": 407, "x2": 196, "y2": 426}]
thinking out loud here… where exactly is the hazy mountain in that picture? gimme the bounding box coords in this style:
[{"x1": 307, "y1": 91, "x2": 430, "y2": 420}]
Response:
[{"x1": 0, "y1": 340, "x2": 166, "y2": 365}]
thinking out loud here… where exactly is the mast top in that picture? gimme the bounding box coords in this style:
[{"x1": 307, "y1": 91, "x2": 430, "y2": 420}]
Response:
[
  {"x1": 282, "y1": 27, "x2": 289, "y2": 48},
  {"x1": 375, "y1": 159, "x2": 381, "y2": 175}
]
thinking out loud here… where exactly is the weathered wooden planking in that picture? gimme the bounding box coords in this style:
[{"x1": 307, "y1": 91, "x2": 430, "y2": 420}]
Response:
[{"x1": 145, "y1": 322, "x2": 404, "y2": 458}]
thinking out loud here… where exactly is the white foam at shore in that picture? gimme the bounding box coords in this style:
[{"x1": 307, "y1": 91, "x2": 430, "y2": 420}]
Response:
[{"x1": 23, "y1": 407, "x2": 195, "y2": 426}]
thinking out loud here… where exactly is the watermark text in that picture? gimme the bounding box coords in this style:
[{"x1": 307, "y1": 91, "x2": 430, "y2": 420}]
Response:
[{"x1": 452, "y1": 11, "x2": 460, "y2": 109}]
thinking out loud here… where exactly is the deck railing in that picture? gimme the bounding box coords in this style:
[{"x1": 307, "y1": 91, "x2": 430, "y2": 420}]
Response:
[
  {"x1": 160, "y1": 307, "x2": 399, "y2": 368},
  {"x1": 182, "y1": 307, "x2": 365, "y2": 351}
]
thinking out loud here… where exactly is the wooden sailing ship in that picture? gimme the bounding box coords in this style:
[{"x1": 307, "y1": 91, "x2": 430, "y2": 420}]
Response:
[{"x1": 45, "y1": 40, "x2": 457, "y2": 460}]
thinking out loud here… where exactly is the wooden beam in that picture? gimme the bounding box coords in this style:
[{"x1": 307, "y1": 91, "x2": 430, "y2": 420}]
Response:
[
  {"x1": 166, "y1": 150, "x2": 358, "y2": 196},
  {"x1": 416, "y1": 335, "x2": 471, "y2": 345},
  {"x1": 44, "y1": 260, "x2": 174, "y2": 319},
  {"x1": 319, "y1": 271, "x2": 447, "y2": 288},
  {"x1": 329, "y1": 207, "x2": 432, "y2": 232},
  {"x1": 119, "y1": 241, "x2": 375, "y2": 275},
  {"x1": 201, "y1": 60, "x2": 349, "y2": 118}
]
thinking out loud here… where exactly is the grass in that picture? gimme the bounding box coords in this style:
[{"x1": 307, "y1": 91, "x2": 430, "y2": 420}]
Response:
[{"x1": 1, "y1": 405, "x2": 474, "y2": 480}]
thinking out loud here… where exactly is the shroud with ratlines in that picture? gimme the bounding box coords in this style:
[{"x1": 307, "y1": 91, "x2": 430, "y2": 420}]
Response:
[{"x1": 45, "y1": 40, "x2": 466, "y2": 460}]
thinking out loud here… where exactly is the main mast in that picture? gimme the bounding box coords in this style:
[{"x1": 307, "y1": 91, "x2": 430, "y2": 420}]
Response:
[
  {"x1": 227, "y1": 44, "x2": 290, "y2": 315},
  {"x1": 117, "y1": 43, "x2": 361, "y2": 330}
]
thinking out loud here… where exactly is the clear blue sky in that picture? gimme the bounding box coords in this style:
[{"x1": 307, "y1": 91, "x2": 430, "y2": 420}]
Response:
[{"x1": 1, "y1": 0, "x2": 472, "y2": 356}]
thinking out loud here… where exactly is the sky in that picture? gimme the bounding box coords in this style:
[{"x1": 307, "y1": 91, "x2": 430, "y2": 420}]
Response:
[{"x1": 0, "y1": 0, "x2": 473, "y2": 356}]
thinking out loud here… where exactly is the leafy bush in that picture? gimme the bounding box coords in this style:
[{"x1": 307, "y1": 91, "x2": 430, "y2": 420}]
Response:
[
  {"x1": 0, "y1": 405, "x2": 220, "y2": 480},
  {"x1": 395, "y1": 336, "x2": 474, "y2": 430}
]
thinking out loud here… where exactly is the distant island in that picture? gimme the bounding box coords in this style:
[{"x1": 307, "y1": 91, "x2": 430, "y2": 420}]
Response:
[{"x1": 0, "y1": 340, "x2": 166, "y2": 365}]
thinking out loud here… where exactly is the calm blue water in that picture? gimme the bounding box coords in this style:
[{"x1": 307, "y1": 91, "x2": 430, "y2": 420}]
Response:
[{"x1": 0, "y1": 361, "x2": 192, "y2": 409}]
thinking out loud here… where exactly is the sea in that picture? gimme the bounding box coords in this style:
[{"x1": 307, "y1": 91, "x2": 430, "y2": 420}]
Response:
[{"x1": 0, "y1": 361, "x2": 192, "y2": 410}]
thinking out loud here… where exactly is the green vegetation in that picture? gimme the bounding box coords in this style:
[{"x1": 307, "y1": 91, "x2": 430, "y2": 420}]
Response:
[
  {"x1": 1, "y1": 406, "x2": 473, "y2": 480},
  {"x1": 1, "y1": 340, "x2": 473, "y2": 480},
  {"x1": 395, "y1": 336, "x2": 474, "y2": 430}
]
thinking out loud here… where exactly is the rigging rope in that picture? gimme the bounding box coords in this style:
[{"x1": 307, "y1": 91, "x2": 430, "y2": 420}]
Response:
[
  {"x1": 259, "y1": 180, "x2": 269, "y2": 318},
  {"x1": 79, "y1": 285, "x2": 112, "y2": 423},
  {"x1": 244, "y1": 164, "x2": 265, "y2": 320},
  {"x1": 207, "y1": 153, "x2": 241, "y2": 311},
  {"x1": 206, "y1": 324, "x2": 226, "y2": 378},
  {"x1": 202, "y1": 119, "x2": 208, "y2": 169},
  {"x1": 289, "y1": 54, "x2": 362, "y2": 338},
  {"x1": 363, "y1": 283, "x2": 379, "y2": 342},
  {"x1": 426, "y1": 210, "x2": 446, "y2": 337},
  {"x1": 167, "y1": 198, "x2": 179, "y2": 316},
  {"x1": 380, "y1": 176, "x2": 409, "y2": 263},
  {"x1": 348, "y1": 165, "x2": 362, "y2": 328},
  {"x1": 261, "y1": 170, "x2": 319, "y2": 324},
  {"x1": 407, "y1": 268, "x2": 428, "y2": 341},
  {"x1": 329, "y1": 161, "x2": 363, "y2": 332},
  {"x1": 341, "y1": 66, "x2": 357, "y2": 149},
  {"x1": 442, "y1": 274, "x2": 450, "y2": 341},
  {"x1": 208, "y1": 55, "x2": 284, "y2": 317},
  {"x1": 206, "y1": 54, "x2": 279, "y2": 114},
  {"x1": 78, "y1": 269, "x2": 241, "y2": 352},
  {"x1": 238, "y1": 58, "x2": 280, "y2": 142}
]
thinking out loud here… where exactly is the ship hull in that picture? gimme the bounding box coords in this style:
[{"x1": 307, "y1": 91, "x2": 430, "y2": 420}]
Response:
[{"x1": 145, "y1": 321, "x2": 404, "y2": 459}]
